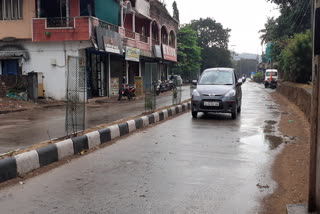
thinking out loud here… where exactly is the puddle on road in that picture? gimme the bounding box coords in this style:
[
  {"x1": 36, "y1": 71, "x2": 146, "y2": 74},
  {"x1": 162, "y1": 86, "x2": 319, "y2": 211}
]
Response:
[
  {"x1": 265, "y1": 135, "x2": 283, "y2": 150},
  {"x1": 264, "y1": 120, "x2": 277, "y2": 134}
]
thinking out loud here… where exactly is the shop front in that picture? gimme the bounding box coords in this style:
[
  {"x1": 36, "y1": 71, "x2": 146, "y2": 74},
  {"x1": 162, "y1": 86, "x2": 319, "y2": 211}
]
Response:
[{"x1": 87, "y1": 26, "x2": 123, "y2": 98}]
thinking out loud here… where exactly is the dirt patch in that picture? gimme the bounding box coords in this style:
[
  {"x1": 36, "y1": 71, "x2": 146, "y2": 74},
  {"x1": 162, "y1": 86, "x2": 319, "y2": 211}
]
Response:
[
  {"x1": 0, "y1": 97, "x2": 64, "y2": 114},
  {"x1": 261, "y1": 92, "x2": 310, "y2": 213}
]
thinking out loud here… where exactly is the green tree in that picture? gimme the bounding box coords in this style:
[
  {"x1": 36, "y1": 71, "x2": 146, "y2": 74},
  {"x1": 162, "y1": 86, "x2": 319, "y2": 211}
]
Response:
[
  {"x1": 172, "y1": 26, "x2": 202, "y2": 80},
  {"x1": 189, "y1": 18, "x2": 232, "y2": 71},
  {"x1": 260, "y1": 0, "x2": 311, "y2": 43},
  {"x1": 201, "y1": 47, "x2": 232, "y2": 70},
  {"x1": 259, "y1": 18, "x2": 278, "y2": 45},
  {"x1": 190, "y1": 18, "x2": 231, "y2": 49},
  {"x1": 234, "y1": 59, "x2": 259, "y2": 77},
  {"x1": 279, "y1": 30, "x2": 312, "y2": 83},
  {"x1": 172, "y1": 1, "x2": 179, "y2": 22}
]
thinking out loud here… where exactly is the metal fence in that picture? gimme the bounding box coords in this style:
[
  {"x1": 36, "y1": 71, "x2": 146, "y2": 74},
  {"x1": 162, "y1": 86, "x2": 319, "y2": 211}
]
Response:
[
  {"x1": 65, "y1": 56, "x2": 86, "y2": 136},
  {"x1": 144, "y1": 63, "x2": 157, "y2": 112},
  {"x1": 172, "y1": 80, "x2": 182, "y2": 105}
]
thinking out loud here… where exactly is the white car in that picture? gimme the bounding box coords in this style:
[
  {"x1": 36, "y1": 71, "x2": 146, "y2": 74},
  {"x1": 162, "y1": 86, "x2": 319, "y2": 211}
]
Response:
[{"x1": 264, "y1": 69, "x2": 278, "y2": 88}]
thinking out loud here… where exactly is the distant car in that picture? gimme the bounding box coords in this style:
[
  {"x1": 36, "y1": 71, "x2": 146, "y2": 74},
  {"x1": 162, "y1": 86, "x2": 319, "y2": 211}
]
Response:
[
  {"x1": 191, "y1": 68, "x2": 242, "y2": 119},
  {"x1": 264, "y1": 69, "x2": 278, "y2": 88}
]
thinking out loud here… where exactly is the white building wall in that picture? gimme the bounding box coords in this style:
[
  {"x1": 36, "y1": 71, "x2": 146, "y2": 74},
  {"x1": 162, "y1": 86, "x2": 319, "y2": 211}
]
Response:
[{"x1": 21, "y1": 41, "x2": 92, "y2": 100}]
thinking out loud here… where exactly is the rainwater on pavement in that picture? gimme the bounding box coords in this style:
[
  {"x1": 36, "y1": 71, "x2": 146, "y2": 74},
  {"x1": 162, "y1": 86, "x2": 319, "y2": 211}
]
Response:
[
  {"x1": 0, "y1": 86, "x2": 190, "y2": 154},
  {"x1": 0, "y1": 82, "x2": 292, "y2": 213}
]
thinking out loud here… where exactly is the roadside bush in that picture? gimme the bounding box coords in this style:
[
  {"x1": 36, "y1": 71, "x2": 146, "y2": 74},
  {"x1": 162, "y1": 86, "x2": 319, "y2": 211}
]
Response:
[
  {"x1": 253, "y1": 72, "x2": 264, "y2": 83},
  {"x1": 279, "y1": 31, "x2": 312, "y2": 83}
]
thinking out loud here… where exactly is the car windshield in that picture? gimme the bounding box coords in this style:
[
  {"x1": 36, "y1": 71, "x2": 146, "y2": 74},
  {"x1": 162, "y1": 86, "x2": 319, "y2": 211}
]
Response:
[
  {"x1": 266, "y1": 71, "x2": 278, "y2": 76},
  {"x1": 198, "y1": 70, "x2": 234, "y2": 85}
]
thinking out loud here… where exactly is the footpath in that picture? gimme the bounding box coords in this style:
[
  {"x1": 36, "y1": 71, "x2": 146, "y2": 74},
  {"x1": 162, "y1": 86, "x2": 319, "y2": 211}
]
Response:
[
  {"x1": 261, "y1": 82, "x2": 311, "y2": 213},
  {"x1": 0, "y1": 86, "x2": 190, "y2": 155}
]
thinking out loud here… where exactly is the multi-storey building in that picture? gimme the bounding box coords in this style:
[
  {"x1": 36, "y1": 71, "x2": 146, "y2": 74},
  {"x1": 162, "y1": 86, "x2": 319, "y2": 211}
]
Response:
[{"x1": 0, "y1": 0, "x2": 178, "y2": 100}]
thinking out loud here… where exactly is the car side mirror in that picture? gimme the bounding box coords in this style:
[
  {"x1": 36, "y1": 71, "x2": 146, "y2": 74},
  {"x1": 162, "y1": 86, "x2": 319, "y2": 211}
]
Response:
[
  {"x1": 192, "y1": 80, "x2": 198, "y2": 86},
  {"x1": 237, "y1": 82, "x2": 242, "y2": 86}
]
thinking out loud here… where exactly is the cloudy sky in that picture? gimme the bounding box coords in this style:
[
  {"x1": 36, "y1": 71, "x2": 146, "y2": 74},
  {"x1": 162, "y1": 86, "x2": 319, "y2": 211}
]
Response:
[{"x1": 165, "y1": 0, "x2": 280, "y2": 54}]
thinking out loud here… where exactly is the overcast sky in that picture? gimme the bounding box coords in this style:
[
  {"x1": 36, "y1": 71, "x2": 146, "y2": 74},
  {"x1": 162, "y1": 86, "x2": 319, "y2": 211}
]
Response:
[{"x1": 165, "y1": 0, "x2": 280, "y2": 54}]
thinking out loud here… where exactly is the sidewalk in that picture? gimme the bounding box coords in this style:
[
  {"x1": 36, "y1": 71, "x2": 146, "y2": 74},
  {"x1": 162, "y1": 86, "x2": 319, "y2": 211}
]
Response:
[{"x1": 0, "y1": 86, "x2": 191, "y2": 155}]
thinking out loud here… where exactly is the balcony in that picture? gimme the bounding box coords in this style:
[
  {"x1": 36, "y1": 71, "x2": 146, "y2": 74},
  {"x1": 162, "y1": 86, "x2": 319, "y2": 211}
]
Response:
[
  {"x1": 119, "y1": 27, "x2": 151, "y2": 55},
  {"x1": 32, "y1": 16, "x2": 119, "y2": 42},
  {"x1": 32, "y1": 17, "x2": 91, "y2": 42},
  {"x1": 125, "y1": 29, "x2": 136, "y2": 39},
  {"x1": 140, "y1": 34, "x2": 148, "y2": 43}
]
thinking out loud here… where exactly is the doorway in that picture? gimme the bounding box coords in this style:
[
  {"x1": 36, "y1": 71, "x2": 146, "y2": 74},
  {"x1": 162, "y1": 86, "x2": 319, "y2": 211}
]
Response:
[{"x1": 1, "y1": 59, "x2": 18, "y2": 75}]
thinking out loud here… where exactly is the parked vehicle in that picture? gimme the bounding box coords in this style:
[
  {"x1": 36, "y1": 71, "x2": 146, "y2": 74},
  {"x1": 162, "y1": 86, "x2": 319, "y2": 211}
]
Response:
[
  {"x1": 191, "y1": 68, "x2": 242, "y2": 119},
  {"x1": 160, "y1": 80, "x2": 170, "y2": 92},
  {"x1": 169, "y1": 75, "x2": 183, "y2": 87},
  {"x1": 154, "y1": 80, "x2": 161, "y2": 95},
  {"x1": 264, "y1": 69, "x2": 278, "y2": 88},
  {"x1": 118, "y1": 84, "x2": 136, "y2": 101},
  {"x1": 242, "y1": 75, "x2": 246, "y2": 83}
]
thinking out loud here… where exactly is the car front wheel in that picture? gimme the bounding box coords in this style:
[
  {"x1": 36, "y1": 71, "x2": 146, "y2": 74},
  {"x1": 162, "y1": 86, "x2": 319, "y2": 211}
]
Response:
[
  {"x1": 192, "y1": 111, "x2": 198, "y2": 118},
  {"x1": 232, "y1": 106, "x2": 237, "y2": 119},
  {"x1": 237, "y1": 105, "x2": 241, "y2": 113}
]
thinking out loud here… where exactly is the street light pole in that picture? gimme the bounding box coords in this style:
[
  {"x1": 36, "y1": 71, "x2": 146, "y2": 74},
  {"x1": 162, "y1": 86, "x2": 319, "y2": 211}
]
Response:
[{"x1": 309, "y1": 0, "x2": 319, "y2": 211}]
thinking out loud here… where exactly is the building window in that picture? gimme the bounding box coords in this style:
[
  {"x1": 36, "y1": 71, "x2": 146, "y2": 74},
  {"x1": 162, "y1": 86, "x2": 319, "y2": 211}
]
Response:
[{"x1": 0, "y1": 0, "x2": 23, "y2": 20}]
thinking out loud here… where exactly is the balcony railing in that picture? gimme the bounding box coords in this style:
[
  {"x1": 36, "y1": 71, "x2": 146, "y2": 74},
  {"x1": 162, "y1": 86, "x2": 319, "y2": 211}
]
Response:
[
  {"x1": 46, "y1": 17, "x2": 75, "y2": 28},
  {"x1": 152, "y1": 39, "x2": 160, "y2": 46},
  {"x1": 98, "y1": 19, "x2": 119, "y2": 32},
  {"x1": 125, "y1": 29, "x2": 136, "y2": 39},
  {"x1": 140, "y1": 34, "x2": 148, "y2": 43}
]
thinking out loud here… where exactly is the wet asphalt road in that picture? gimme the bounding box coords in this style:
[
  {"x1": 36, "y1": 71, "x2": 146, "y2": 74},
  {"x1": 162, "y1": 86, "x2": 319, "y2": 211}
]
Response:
[
  {"x1": 0, "y1": 86, "x2": 190, "y2": 154},
  {"x1": 0, "y1": 82, "x2": 285, "y2": 213}
]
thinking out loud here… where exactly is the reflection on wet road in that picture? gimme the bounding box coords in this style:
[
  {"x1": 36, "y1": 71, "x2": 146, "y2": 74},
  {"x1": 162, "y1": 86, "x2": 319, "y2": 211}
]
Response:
[
  {"x1": 0, "y1": 82, "x2": 292, "y2": 213},
  {"x1": 0, "y1": 86, "x2": 190, "y2": 154}
]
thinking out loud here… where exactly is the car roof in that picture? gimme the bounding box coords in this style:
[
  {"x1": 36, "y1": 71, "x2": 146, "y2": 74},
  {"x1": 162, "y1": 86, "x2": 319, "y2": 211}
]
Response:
[
  {"x1": 266, "y1": 69, "x2": 278, "y2": 72},
  {"x1": 203, "y1": 68, "x2": 234, "y2": 72}
]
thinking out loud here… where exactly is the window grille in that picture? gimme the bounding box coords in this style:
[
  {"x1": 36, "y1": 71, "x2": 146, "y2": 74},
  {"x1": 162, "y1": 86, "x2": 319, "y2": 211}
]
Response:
[{"x1": 0, "y1": 0, "x2": 23, "y2": 20}]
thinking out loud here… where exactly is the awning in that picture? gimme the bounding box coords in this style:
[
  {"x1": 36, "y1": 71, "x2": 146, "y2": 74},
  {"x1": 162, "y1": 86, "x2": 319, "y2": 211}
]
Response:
[{"x1": 0, "y1": 50, "x2": 28, "y2": 59}]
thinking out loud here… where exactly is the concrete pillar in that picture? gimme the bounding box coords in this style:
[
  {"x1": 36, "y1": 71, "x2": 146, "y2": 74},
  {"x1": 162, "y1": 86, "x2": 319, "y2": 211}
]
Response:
[
  {"x1": 139, "y1": 61, "x2": 142, "y2": 76},
  {"x1": 133, "y1": 12, "x2": 136, "y2": 32},
  {"x1": 126, "y1": 61, "x2": 129, "y2": 84},
  {"x1": 120, "y1": 1, "x2": 124, "y2": 27},
  {"x1": 108, "y1": 54, "x2": 111, "y2": 97}
]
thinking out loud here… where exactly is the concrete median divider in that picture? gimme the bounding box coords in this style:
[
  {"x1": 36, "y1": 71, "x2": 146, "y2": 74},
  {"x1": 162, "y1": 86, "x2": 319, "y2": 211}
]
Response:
[{"x1": 0, "y1": 102, "x2": 191, "y2": 183}]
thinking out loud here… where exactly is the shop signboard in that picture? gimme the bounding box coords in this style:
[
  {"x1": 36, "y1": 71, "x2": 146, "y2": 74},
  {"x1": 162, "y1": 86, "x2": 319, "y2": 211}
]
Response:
[
  {"x1": 99, "y1": 29, "x2": 122, "y2": 54},
  {"x1": 153, "y1": 45, "x2": 162, "y2": 59},
  {"x1": 162, "y1": 44, "x2": 177, "y2": 62},
  {"x1": 134, "y1": 76, "x2": 143, "y2": 96},
  {"x1": 125, "y1": 47, "x2": 140, "y2": 62},
  {"x1": 111, "y1": 77, "x2": 119, "y2": 96}
]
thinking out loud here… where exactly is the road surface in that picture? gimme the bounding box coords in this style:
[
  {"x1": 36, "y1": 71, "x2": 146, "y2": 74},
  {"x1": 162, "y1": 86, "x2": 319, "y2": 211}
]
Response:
[
  {"x1": 0, "y1": 86, "x2": 191, "y2": 154},
  {"x1": 0, "y1": 82, "x2": 285, "y2": 213}
]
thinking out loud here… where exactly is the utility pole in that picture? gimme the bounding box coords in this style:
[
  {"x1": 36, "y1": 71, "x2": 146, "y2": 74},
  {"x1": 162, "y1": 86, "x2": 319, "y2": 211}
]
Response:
[{"x1": 309, "y1": 0, "x2": 319, "y2": 212}]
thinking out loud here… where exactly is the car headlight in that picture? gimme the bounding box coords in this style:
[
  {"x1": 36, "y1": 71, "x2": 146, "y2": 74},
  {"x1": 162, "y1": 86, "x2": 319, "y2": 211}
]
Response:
[
  {"x1": 192, "y1": 89, "x2": 201, "y2": 97},
  {"x1": 225, "y1": 90, "x2": 236, "y2": 97}
]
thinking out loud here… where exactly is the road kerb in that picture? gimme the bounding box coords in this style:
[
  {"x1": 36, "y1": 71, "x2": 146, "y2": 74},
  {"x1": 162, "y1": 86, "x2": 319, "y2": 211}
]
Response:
[{"x1": 0, "y1": 102, "x2": 191, "y2": 183}]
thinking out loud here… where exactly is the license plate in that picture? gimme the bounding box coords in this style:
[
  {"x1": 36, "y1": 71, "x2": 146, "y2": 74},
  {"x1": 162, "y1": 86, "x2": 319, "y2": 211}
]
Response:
[{"x1": 204, "y1": 101, "x2": 219, "y2": 107}]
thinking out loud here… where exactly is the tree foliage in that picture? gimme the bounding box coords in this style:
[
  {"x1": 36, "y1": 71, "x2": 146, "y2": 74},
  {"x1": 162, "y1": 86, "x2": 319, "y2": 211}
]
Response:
[
  {"x1": 172, "y1": 26, "x2": 202, "y2": 80},
  {"x1": 201, "y1": 47, "x2": 232, "y2": 70},
  {"x1": 279, "y1": 30, "x2": 312, "y2": 83},
  {"x1": 260, "y1": 0, "x2": 311, "y2": 42},
  {"x1": 259, "y1": 0, "x2": 311, "y2": 83},
  {"x1": 234, "y1": 59, "x2": 259, "y2": 77},
  {"x1": 187, "y1": 17, "x2": 232, "y2": 71},
  {"x1": 190, "y1": 18, "x2": 231, "y2": 49}
]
